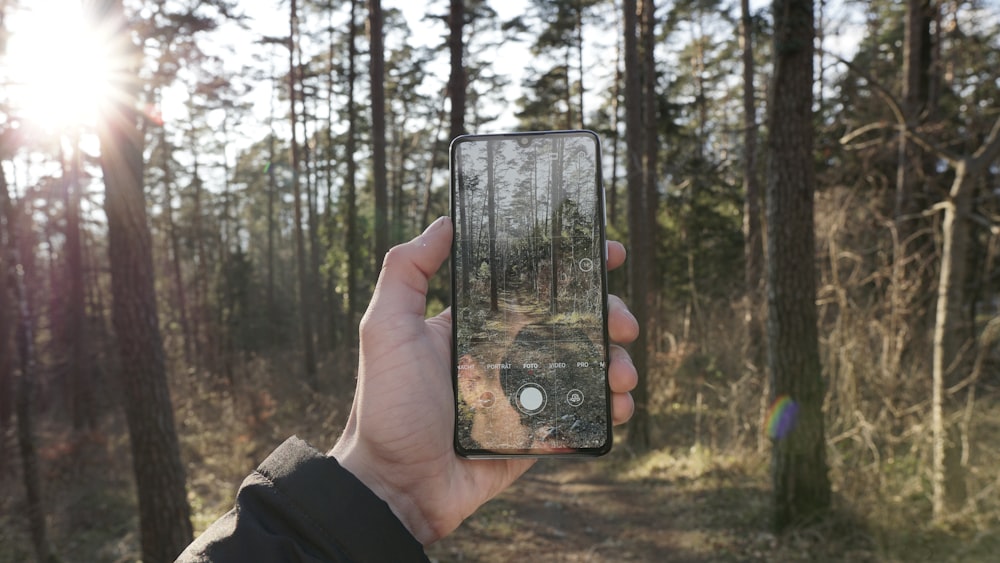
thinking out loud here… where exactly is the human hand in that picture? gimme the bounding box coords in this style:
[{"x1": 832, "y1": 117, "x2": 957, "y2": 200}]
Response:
[{"x1": 329, "y1": 216, "x2": 639, "y2": 545}]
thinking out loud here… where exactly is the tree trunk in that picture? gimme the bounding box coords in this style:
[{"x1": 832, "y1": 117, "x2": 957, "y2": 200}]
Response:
[
  {"x1": 190, "y1": 149, "x2": 209, "y2": 369},
  {"x1": 370, "y1": 0, "x2": 390, "y2": 271},
  {"x1": 765, "y1": 0, "x2": 831, "y2": 531},
  {"x1": 64, "y1": 136, "x2": 97, "y2": 430},
  {"x1": 289, "y1": 0, "x2": 318, "y2": 387},
  {"x1": 930, "y1": 116, "x2": 1000, "y2": 520},
  {"x1": 94, "y1": 3, "x2": 194, "y2": 559},
  {"x1": 624, "y1": 0, "x2": 651, "y2": 450},
  {"x1": 457, "y1": 142, "x2": 472, "y2": 305},
  {"x1": 448, "y1": 0, "x2": 466, "y2": 140},
  {"x1": 576, "y1": 4, "x2": 586, "y2": 129},
  {"x1": 305, "y1": 100, "x2": 328, "y2": 355},
  {"x1": 266, "y1": 126, "x2": 277, "y2": 335},
  {"x1": 346, "y1": 0, "x2": 361, "y2": 334},
  {"x1": 159, "y1": 123, "x2": 194, "y2": 366},
  {"x1": 896, "y1": 0, "x2": 934, "y2": 223},
  {"x1": 0, "y1": 198, "x2": 10, "y2": 440},
  {"x1": 550, "y1": 138, "x2": 564, "y2": 315},
  {"x1": 325, "y1": 11, "x2": 342, "y2": 352},
  {"x1": 488, "y1": 139, "x2": 500, "y2": 313},
  {"x1": 741, "y1": 0, "x2": 766, "y2": 452},
  {"x1": 640, "y1": 0, "x2": 658, "y2": 349},
  {"x1": 2, "y1": 168, "x2": 58, "y2": 563},
  {"x1": 609, "y1": 26, "x2": 623, "y2": 230}
]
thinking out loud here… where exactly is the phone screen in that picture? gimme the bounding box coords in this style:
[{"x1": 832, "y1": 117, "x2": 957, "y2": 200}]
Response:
[{"x1": 450, "y1": 130, "x2": 611, "y2": 457}]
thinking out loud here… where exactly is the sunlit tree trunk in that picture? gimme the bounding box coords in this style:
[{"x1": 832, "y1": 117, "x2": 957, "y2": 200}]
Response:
[
  {"x1": 930, "y1": 117, "x2": 1000, "y2": 520},
  {"x1": 93, "y1": 3, "x2": 194, "y2": 559}
]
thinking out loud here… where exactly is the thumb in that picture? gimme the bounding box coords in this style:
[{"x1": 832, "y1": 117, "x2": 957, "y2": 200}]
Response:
[{"x1": 364, "y1": 217, "x2": 452, "y2": 322}]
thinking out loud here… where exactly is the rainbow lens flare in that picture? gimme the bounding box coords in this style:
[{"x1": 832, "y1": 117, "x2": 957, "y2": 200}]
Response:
[{"x1": 766, "y1": 395, "x2": 799, "y2": 440}]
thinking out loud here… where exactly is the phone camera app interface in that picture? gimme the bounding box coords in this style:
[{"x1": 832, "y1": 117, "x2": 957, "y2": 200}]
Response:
[{"x1": 453, "y1": 132, "x2": 608, "y2": 453}]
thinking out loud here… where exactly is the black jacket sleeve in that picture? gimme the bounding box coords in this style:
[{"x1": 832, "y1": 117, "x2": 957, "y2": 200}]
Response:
[{"x1": 176, "y1": 436, "x2": 429, "y2": 562}]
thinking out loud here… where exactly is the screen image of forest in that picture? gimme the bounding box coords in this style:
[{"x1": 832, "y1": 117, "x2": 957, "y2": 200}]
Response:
[{"x1": 451, "y1": 132, "x2": 609, "y2": 454}]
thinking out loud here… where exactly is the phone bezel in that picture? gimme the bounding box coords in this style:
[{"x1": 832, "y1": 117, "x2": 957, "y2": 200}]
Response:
[{"x1": 448, "y1": 129, "x2": 612, "y2": 458}]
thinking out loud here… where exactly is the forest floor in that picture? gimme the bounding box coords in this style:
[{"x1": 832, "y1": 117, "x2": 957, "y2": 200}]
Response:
[
  {"x1": 427, "y1": 435, "x2": 999, "y2": 562},
  {"x1": 2, "y1": 360, "x2": 999, "y2": 562},
  {"x1": 426, "y1": 439, "x2": 869, "y2": 563}
]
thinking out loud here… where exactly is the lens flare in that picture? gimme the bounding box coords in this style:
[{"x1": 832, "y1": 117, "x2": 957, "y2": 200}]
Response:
[{"x1": 766, "y1": 395, "x2": 799, "y2": 440}]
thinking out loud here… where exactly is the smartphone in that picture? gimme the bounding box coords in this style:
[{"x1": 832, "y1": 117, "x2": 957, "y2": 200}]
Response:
[{"x1": 450, "y1": 130, "x2": 611, "y2": 457}]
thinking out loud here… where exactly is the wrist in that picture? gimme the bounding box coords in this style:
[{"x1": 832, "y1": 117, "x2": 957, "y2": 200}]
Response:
[{"x1": 329, "y1": 437, "x2": 437, "y2": 545}]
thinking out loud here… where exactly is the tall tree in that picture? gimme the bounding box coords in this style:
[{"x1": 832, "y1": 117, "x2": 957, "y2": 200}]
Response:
[
  {"x1": 2, "y1": 169, "x2": 57, "y2": 563},
  {"x1": 346, "y1": 0, "x2": 362, "y2": 333},
  {"x1": 370, "y1": 0, "x2": 389, "y2": 270},
  {"x1": 765, "y1": 0, "x2": 831, "y2": 531},
  {"x1": 0, "y1": 187, "x2": 10, "y2": 444},
  {"x1": 448, "y1": 0, "x2": 466, "y2": 139},
  {"x1": 928, "y1": 116, "x2": 1000, "y2": 520},
  {"x1": 63, "y1": 136, "x2": 96, "y2": 430},
  {"x1": 488, "y1": 139, "x2": 499, "y2": 312},
  {"x1": 549, "y1": 138, "x2": 564, "y2": 315},
  {"x1": 740, "y1": 0, "x2": 765, "y2": 451},
  {"x1": 91, "y1": 0, "x2": 194, "y2": 559},
  {"x1": 896, "y1": 0, "x2": 935, "y2": 225},
  {"x1": 624, "y1": 0, "x2": 652, "y2": 450},
  {"x1": 289, "y1": 0, "x2": 318, "y2": 387}
]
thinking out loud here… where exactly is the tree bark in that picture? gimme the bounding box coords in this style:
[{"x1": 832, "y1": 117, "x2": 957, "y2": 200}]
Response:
[
  {"x1": 2, "y1": 168, "x2": 58, "y2": 563},
  {"x1": 289, "y1": 0, "x2": 318, "y2": 387},
  {"x1": 550, "y1": 138, "x2": 564, "y2": 315},
  {"x1": 930, "y1": 116, "x2": 1000, "y2": 520},
  {"x1": 488, "y1": 139, "x2": 500, "y2": 313},
  {"x1": 0, "y1": 197, "x2": 10, "y2": 440},
  {"x1": 93, "y1": 2, "x2": 194, "y2": 559},
  {"x1": 624, "y1": 0, "x2": 651, "y2": 450},
  {"x1": 159, "y1": 121, "x2": 194, "y2": 366},
  {"x1": 896, "y1": 0, "x2": 934, "y2": 223},
  {"x1": 448, "y1": 0, "x2": 466, "y2": 140},
  {"x1": 741, "y1": 0, "x2": 766, "y2": 452},
  {"x1": 765, "y1": 0, "x2": 831, "y2": 531},
  {"x1": 370, "y1": 0, "x2": 390, "y2": 271},
  {"x1": 64, "y1": 136, "x2": 97, "y2": 430},
  {"x1": 346, "y1": 0, "x2": 361, "y2": 334}
]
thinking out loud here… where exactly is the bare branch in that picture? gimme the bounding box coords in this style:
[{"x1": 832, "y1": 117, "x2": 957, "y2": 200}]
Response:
[
  {"x1": 822, "y1": 47, "x2": 962, "y2": 167},
  {"x1": 839, "y1": 120, "x2": 892, "y2": 147}
]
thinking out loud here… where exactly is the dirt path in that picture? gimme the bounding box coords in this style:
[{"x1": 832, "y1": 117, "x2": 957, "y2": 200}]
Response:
[{"x1": 426, "y1": 452, "x2": 784, "y2": 562}]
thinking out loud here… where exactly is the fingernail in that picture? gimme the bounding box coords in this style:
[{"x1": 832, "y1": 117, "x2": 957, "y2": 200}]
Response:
[{"x1": 424, "y1": 216, "x2": 447, "y2": 235}]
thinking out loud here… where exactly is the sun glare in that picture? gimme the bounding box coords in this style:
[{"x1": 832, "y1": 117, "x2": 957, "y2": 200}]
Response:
[{"x1": 4, "y1": 1, "x2": 116, "y2": 133}]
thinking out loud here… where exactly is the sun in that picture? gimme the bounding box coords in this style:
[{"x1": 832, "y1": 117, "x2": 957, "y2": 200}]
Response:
[{"x1": 4, "y1": 0, "x2": 116, "y2": 133}]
